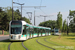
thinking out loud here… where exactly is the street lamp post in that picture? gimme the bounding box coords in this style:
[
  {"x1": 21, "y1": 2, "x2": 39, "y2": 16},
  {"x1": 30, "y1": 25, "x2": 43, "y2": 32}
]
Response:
[
  {"x1": 34, "y1": 11, "x2": 35, "y2": 25},
  {"x1": 12, "y1": 0, "x2": 13, "y2": 20},
  {"x1": 20, "y1": 4, "x2": 24, "y2": 20},
  {"x1": 13, "y1": 2, "x2": 24, "y2": 20}
]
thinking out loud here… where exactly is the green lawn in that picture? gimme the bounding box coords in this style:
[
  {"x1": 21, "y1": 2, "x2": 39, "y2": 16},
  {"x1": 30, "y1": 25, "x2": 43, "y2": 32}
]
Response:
[
  {"x1": 23, "y1": 36, "x2": 71, "y2": 50},
  {"x1": 23, "y1": 37, "x2": 51, "y2": 50},
  {"x1": 10, "y1": 42, "x2": 26, "y2": 50},
  {"x1": 0, "y1": 39, "x2": 10, "y2": 50},
  {"x1": 0, "y1": 33, "x2": 75, "y2": 50},
  {"x1": 23, "y1": 33, "x2": 75, "y2": 50},
  {"x1": 47, "y1": 35, "x2": 75, "y2": 50},
  {"x1": 38, "y1": 36, "x2": 69, "y2": 50}
]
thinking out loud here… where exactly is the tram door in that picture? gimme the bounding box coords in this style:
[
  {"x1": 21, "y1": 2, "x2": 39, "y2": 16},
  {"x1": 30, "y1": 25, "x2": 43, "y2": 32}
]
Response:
[
  {"x1": 41, "y1": 29, "x2": 43, "y2": 36},
  {"x1": 26, "y1": 27, "x2": 29, "y2": 39},
  {"x1": 46, "y1": 29, "x2": 49, "y2": 36},
  {"x1": 42, "y1": 29, "x2": 45, "y2": 36},
  {"x1": 49, "y1": 30, "x2": 51, "y2": 35},
  {"x1": 31, "y1": 28, "x2": 33, "y2": 38},
  {"x1": 37, "y1": 28, "x2": 40, "y2": 37},
  {"x1": 39, "y1": 29, "x2": 41, "y2": 36},
  {"x1": 29, "y1": 27, "x2": 31, "y2": 38},
  {"x1": 47, "y1": 30, "x2": 49, "y2": 35},
  {"x1": 45, "y1": 29, "x2": 47, "y2": 36},
  {"x1": 22, "y1": 25, "x2": 26, "y2": 40},
  {"x1": 33, "y1": 28, "x2": 38, "y2": 37},
  {"x1": 29, "y1": 27, "x2": 33, "y2": 38},
  {"x1": 32, "y1": 29, "x2": 34, "y2": 38},
  {"x1": 45, "y1": 29, "x2": 46, "y2": 36}
]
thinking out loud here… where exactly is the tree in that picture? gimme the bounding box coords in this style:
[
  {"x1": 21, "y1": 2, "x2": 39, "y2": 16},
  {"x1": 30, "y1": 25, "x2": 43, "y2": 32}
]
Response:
[
  {"x1": 39, "y1": 20, "x2": 57, "y2": 29},
  {"x1": 0, "y1": 7, "x2": 3, "y2": 25},
  {"x1": 39, "y1": 22, "x2": 45, "y2": 27},
  {"x1": 62, "y1": 19, "x2": 67, "y2": 32},
  {"x1": 0, "y1": 7, "x2": 31, "y2": 30},
  {"x1": 0, "y1": 7, "x2": 4, "y2": 30},
  {"x1": 22, "y1": 17, "x2": 31, "y2": 24},
  {"x1": 1, "y1": 12, "x2": 9, "y2": 30},
  {"x1": 69, "y1": 10, "x2": 75, "y2": 32},
  {"x1": 57, "y1": 12, "x2": 62, "y2": 31}
]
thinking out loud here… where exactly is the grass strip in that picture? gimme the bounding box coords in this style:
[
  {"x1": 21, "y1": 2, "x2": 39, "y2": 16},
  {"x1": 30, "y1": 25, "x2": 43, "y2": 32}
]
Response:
[
  {"x1": 10, "y1": 42, "x2": 26, "y2": 50},
  {"x1": 46, "y1": 35, "x2": 75, "y2": 50},
  {"x1": 23, "y1": 37, "x2": 51, "y2": 50},
  {"x1": 0, "y1": 39, "x2": 10, "y2": 50},
  {"x1": 38, "y1": 36, "x2": 70, "y2": 50}
]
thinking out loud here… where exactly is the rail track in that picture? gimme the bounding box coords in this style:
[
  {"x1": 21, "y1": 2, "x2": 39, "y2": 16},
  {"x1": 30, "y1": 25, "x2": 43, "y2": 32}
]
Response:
[
  {"x1": 44, "y1": 37, "x2": 59, "y2": 46},
  {"x1": 8, "y1": 41, "x2": 28, "y2": 50},
  {"x1": 8, "y1": 42, "x2": 12, "y2": 50},
  {"x1": 22, "y1": 41, "x2": 28, "y2": 50},
  {"x1": 36, "y1": 38, "x2": 55, "y2": 50},
  {"x1": 44, "y1": 37, "x2": 74, "y2": 50},
  {"x1": 8, "y1": 37, "x2": 74, "y2": 50}
]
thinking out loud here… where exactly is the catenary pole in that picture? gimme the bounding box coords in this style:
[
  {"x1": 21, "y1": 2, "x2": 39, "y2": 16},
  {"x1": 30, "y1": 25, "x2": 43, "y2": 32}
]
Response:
[{"x1": 12, "y1": 0, "x2": 13, "y2": 20}]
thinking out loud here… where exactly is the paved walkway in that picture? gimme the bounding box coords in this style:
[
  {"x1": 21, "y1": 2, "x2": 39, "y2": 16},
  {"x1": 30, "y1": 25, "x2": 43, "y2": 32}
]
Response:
[
  {"x1": 0, "y1": 35, "x2": 9, "y2": 36},
  {"x1": 0, "y1": 35, "x2": 9, "y2": 41}
]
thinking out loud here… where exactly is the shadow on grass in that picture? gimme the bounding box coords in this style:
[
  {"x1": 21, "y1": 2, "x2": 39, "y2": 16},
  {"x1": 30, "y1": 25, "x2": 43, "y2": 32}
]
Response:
[
  {"x1": 62, "y1": 34, "x2": 75, "y2": 37},
  {"x1": 0, "y1": 39, "x2": 24, "y2": 42},
  {"x1": 0, "y1": 39, "x2": 10, "y2": 42},
  {"x1": 67, "y1": 38, "x2": 75, "y2": 40},
  {"x1": 66, "y1": 35, "x2": 75, "y2": 37},
  {"x1": 0, "y1": 35, "x2": 51, "y2": 43}
]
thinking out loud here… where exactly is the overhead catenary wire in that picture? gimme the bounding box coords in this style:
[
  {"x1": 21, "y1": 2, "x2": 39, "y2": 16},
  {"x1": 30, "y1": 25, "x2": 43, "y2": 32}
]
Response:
[
  {"x1": 40, "y1": 0, "x2": 42, "y2": 6},
  {"x1": 39, "y1": 8, "x2": 47, "y2": 15},
  {"x1": 17, "y1": 0, "x2": 19, "y2": 2}
]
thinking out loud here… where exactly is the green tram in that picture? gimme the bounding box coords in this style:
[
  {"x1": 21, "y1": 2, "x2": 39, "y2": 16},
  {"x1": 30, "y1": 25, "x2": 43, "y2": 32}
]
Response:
[{"x1": 9, "y1": 20, "x2": 51, "y2": 41}]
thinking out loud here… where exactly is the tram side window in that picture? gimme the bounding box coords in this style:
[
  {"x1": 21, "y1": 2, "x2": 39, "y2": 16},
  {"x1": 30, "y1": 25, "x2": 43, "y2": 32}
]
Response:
[
  {"x1": 34, "y1": 28, "x2": 37, "y2": 33},
  {"x1": 30, "y1": 28, "x2": 33, "y2": 33},
  {"x1": 42, "y1": 29, "x2": 45, "y2": 33},
  {"x1": 41, "y1": 29, "x2": 42, "y2": 33},
  {"x1": 38, "y1": 29, "x2": 40, "y2": 33},
  {"x1": 29, "y1": 27, "x2": 31, "y2": 33},
  {"x1": 44, "y1": 29, "x2": 46, "y2": 33},
  {"x1": 46, "y1": 29, "x2": 48, "y2": 33},
  {"x1": 23, "y1": 25, "x2": 26, "y2": 35},
  {"x1": 37, "y1": 28, "x2": 39, "y2": 33},
  {"x1": 49, "y1": 30, "x2": 51, "y2": 33}
]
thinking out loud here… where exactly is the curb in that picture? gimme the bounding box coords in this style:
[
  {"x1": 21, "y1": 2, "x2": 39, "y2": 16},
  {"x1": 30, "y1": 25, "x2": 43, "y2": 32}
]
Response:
[{"x1": 0, "y1": 35, "x2": 9, "y2": 36}]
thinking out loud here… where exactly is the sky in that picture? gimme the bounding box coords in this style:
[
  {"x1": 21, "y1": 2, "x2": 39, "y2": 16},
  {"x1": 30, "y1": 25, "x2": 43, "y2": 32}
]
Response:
[{"x1": 0, "y1": 0, "x2": 75, "y2": 25}]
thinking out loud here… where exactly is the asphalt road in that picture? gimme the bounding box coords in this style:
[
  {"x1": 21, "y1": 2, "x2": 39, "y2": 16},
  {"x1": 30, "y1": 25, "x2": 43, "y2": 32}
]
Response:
[{"x1": 0, "y1": 35, "x2": 9, "y2": 41}]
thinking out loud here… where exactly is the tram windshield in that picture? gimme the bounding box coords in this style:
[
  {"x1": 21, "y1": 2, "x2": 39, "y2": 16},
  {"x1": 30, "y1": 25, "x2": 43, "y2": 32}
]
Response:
[
  {"x1": 55, "y1": 28, "x2": 59, "y2": 33},
  {"x1": 55, "y1": 31, "x2": 58, "y2": 33},
  {"x1": 11, "y1": 21, "x2": 22, "y2": 34}
]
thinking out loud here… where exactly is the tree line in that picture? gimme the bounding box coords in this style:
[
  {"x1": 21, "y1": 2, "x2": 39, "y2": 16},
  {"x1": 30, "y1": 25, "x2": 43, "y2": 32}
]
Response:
[
  {"x1": 0, "y1": 7, "x2": 75, "y2": 33},
  {"x1": 39, "y1": 11, "x2": 75, "y2": 33},
  {"x1": 0, "y1": 7, "x2": 30, "y2": 31}
]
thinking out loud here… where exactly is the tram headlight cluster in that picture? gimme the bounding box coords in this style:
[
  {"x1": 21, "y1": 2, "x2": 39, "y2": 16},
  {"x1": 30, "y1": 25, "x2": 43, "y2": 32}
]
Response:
[
  {"x1": 11, "y1": 35, "x2": 13, "y2": 39},
  {"x1": 19, "y1": 35, "x2": 21, "y2": 39}
]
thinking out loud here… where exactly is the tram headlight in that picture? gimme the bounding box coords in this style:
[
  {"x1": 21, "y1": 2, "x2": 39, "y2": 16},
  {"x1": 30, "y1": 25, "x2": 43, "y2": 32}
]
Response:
[
  {"x1": 19, "y1": 35, "x2": 21, "y2": 39},
  {"x1": 11, "y1": 35, "x2": 13, "y2": 39}
]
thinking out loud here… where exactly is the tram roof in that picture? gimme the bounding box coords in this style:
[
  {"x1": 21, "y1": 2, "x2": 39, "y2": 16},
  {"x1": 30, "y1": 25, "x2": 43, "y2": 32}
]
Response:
[
  {"x1": 26, "y1": 24, "x2": 51, "y2": 30},
  {"x1": 21, "y1": 21, "x2": 51, "y2": 30}
]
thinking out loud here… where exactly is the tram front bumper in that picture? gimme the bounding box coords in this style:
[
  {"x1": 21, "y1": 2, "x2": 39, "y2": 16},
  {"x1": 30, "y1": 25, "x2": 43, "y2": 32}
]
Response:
[{"x1": 9, "y1": 35, "x2": 26, "y2": 41}]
